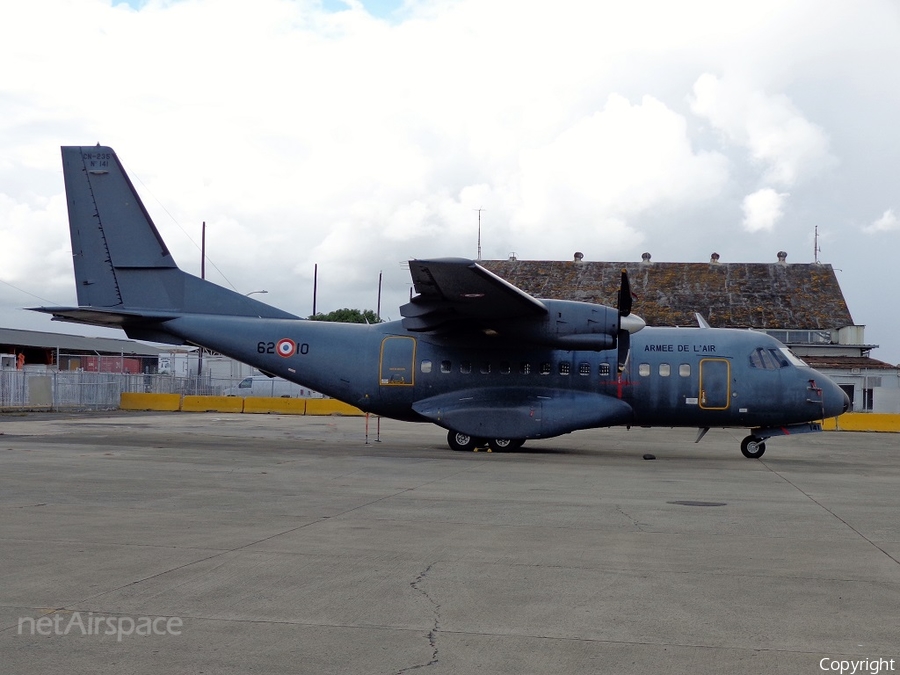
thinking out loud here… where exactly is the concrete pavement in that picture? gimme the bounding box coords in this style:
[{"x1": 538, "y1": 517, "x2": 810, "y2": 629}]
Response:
[{"x1": 1, "y1": 412, "x2": 898, "y2": 674}]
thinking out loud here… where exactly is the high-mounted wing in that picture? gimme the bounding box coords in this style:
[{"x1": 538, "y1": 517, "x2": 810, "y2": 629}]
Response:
[
  {"x1": 401, "y1": 257, "x2": 643, "y2": 352},
  {"x1": 401, "y1": 258, "x2": 547, "y2": 332}
]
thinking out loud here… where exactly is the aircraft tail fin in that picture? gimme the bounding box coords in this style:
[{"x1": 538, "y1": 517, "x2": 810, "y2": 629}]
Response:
[{"x1": 50, "y1": 146, "x2": 296, "y2": 325}]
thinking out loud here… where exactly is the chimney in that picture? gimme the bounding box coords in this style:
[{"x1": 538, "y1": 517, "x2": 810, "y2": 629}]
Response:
[
  {"x1": 641, "y1": 252, "x2": 652, "y2": 264},
  {"x1": 710, "y1": 252, "x2": 721, "y2": 264},
  {"x1": 573, "y1": 251, "x2": 584, "y2": 263},
  {"x1": 508, "y1": 252, "x2": 517, "y2": 261},
  {"x1": 777, "y1": 251, "x2": 787, "y2": 264}
]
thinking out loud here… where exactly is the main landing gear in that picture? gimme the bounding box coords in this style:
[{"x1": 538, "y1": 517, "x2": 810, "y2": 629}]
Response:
[
  {"x1": 740, "y1": 435, "x2": 766, "y2": 459},
  {"x1": 446, "y1": 431, "x2": 525, "y2": 452}
]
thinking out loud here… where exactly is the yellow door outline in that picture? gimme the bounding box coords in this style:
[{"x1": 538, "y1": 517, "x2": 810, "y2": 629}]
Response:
[
  {"x1": 379, "y1": 336, "x2": 416, "y2": 386},
  {"x1": 699, "y1": 358, "x2": 731, "y2": 410}
]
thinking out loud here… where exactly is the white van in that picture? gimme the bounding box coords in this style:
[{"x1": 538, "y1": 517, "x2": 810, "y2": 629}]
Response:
[{"x1": 224, "y1": 376, "x2": 320, "y2": 398}]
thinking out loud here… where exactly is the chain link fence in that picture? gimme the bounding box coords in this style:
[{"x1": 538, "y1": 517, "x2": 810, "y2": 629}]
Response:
[{"x1": 0, "y1": 370, "x2": 250, "y2": 411}]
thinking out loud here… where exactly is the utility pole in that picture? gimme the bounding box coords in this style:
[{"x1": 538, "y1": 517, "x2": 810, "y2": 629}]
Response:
[
  {"x1": 198, "y1": 222, "x2": 205, "y2": 381},
  {"x1": 376, "y1": 271, "x2": 382, "y2": 321},
  {"x1": 474, "y1": 208, "x2": 485, "y2": 261},
  {"x1": 312, "y1": 263, "x2": 318, "y2": 316}
]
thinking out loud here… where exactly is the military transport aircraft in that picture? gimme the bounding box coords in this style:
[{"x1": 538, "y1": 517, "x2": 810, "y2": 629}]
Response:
[{"x1": 34, "y1": 146, "x2": 850, "y2": 458}]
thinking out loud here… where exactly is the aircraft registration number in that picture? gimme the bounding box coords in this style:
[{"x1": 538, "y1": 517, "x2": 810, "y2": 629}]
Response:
[{"x1": 258, "y1": 340, "x2": 309, "y2": 357}]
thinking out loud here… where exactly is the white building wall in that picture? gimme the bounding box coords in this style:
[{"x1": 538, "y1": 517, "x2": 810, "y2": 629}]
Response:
[{"x1": 819, "y1": 368, "x2": 900, "y2": 414}]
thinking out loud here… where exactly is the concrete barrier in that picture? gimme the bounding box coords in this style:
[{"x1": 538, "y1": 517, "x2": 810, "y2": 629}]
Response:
[
  {"x1": 120, "y1": 393, "x2": 182, "y2": 411},
  {"x1": 181, "y1": 395, "x2": 244, "y2": 413},
  {"x1": 304, "y1": 399, "x2": 365, "y2": 416},
  {"x1": 822, "y1": 413, "x2": 900, "y2": 433},
  {"x1": 242, "y1": 397, "x2": 308, "y2": 415}
]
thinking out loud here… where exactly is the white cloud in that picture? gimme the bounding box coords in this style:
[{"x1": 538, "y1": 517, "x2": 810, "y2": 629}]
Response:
[
  {"x1": 1, "y1": 0, "x2": 900, "y2": 359},
  {"x1": 690, "y1": 73, "x2": 836, "y2": 187},
  {"x1": 513, "y1": 94, "x2": 728, "y2": 245},
  {"x1": 741, "y1": 188, "x2": 788, "y2": 233},
  {"x1": 863, "y1": 208, "x2": 899, "y2": 234}
]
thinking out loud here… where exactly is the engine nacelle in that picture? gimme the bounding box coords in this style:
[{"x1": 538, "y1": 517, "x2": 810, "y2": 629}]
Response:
[{"x1": 506, "y1": 299, "x2": 621, "y2": 351}]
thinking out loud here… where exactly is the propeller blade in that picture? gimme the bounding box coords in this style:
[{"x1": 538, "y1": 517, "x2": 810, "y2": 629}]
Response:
[
  {"x1": 617, "y1": 269, "x2": 632, "y2": 317},
  {"x1": 617, "y1": 329, "x2": 630, "y2": 373}
]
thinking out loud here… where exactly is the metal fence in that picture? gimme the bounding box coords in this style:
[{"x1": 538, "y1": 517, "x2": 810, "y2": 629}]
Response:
[{"x1": 0, "y1": 370, "x2": 247, "y2": 411}]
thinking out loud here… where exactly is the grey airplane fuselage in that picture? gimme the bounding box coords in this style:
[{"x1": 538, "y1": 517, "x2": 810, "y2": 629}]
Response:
[{"x1": 166, "y1": 315, "x2": 843, "y2": 433}]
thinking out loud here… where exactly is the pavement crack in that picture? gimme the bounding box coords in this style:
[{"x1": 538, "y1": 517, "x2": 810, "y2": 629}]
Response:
[
  {"x1": 398, "y1": 562, "x2": 441, "y2": 674},
  {"x1": 615, "y1": 504, "x2": 646, "y2": 532}
]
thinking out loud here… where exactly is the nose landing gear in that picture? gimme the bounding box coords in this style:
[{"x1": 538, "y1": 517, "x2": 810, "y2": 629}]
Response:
[{"x1": 740, "y1": 435, "x2": 766, "y2": 459}]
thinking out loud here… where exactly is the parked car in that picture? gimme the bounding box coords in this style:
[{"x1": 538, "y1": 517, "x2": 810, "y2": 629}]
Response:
[{"x1": 224, "y1": 375, "x2": 320, "y2": 398}]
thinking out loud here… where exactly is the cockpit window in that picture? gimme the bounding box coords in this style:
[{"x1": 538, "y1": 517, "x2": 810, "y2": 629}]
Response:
[
  {"x1": 778, "y1": 347, "x2": 808, "y2": 367},
  {"x1": 749, "y1": 347, "x2": 807, "y2": 369}
]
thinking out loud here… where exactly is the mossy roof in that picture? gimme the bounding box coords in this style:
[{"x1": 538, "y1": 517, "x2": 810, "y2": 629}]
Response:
[{"x1": 481, "y1": 260, "x2": 854, "y2": 330}]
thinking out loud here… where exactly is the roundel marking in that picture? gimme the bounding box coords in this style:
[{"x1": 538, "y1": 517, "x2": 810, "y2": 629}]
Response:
[{"x1": 276, "y1": 338, "x2": 296, "y2": 358}]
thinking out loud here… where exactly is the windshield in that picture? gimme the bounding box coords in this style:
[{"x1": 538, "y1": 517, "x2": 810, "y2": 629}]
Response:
[{"x1": 779, "y1": 347, "x2": 808, "y2": 367}]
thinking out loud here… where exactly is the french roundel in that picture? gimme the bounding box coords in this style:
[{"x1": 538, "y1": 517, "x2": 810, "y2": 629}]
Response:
[{"x1": 276, "y1": 338, "x2": 295, "y2": 358}]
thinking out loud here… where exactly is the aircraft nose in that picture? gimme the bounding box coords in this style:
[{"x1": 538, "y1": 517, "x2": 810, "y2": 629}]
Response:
[{"x1": 822, "y1": 376, "x2": 851, "y2": 418}]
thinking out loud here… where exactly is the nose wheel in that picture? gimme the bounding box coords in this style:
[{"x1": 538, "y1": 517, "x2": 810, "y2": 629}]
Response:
[{"x1": 740, "y1": 435, "x2": 766, "y2": 459}]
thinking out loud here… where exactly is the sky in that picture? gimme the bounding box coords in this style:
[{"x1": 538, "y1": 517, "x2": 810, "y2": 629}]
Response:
[{"x1": 1, "y1": 0, "x2": 899, "y2": 363}]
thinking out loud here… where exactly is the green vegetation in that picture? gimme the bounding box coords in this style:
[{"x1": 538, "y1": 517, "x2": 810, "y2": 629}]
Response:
[{"x1": 307, "y1": 308, "x2": 382, "y2": 324}]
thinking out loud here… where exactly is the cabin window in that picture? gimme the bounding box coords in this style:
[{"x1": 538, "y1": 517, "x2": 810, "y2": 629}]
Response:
[
  {"x1": 420, "y1": 360, "x2": 432, "y2": 373},
  {"x1": 638, "y1": 363, "x2": 651, "y2": 377},
  {"x1": 460, "y1": 361, "x2": 472, "y2": 374},
  {"x1": 679, "y1": 364, "x2": 691, "y2": 377},
  {"x1": 480, "y1": 362, "x2": 491, "y2": 374},
  {"x1": 540, "y1": 362, "x2": 551, "y2": 375},
  {"x1": 500, "y1": 361, "x2": 511, "y2": 374},
  {"x1": 579, "y1": 362, "x2": 591, "y2": 376},
  {"x1": 238, "y1": 377, "x2": 252, "y2": 389},
  {"x1": 520, "y1": 362, "x2": 532, "y2": 375},
  {"x1": 441, "y1": 360, "x2": 452, "y2": 373},
  {"x1": 559, "y1": 362, "x2": 570, "y2": 375},
  {"x1": 599, "y1": 363, "x2": 611, "y2": 377},
  {"x1": 659, "y1": 363, "x2": 671, "y2": 377}
]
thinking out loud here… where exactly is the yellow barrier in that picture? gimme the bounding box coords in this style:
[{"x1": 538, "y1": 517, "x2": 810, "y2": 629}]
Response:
[
  {"x1": 822, "y1": 413, "x2": 900, "y2": 433},
  {"x1": 242, "y1": 397, "x2": 307, "y2": 415},
  {"x1": 181, "y1": 395, "x2": 244, "y2": 413},
  {"x1": 304, "y1": 399, "x2": 365, "y2": 416},
  {"x1": 120, "y1": 393, "x2": 181, "y2": 411}
]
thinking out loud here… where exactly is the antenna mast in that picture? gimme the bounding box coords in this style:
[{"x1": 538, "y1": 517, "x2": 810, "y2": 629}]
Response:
[
  {"x1": 474, "y1": 208, "x2": 485, "y2": 261},
  {"x1": 814, "y1": 225, "x2": 821, "y2": 263}
]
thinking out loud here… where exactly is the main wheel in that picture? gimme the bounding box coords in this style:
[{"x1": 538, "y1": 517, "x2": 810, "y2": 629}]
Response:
[
  {"x1": 488, "y1": 438, "x2": 525, "y2": 452},
  {"x1": 740, "y1": 436, "x2": 766, "y2": 459},
  {"x1": 447, "y1": 430, "x2": 480, "y2": 451}
]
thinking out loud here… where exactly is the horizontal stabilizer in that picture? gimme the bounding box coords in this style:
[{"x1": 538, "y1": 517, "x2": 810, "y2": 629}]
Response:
[{"x1": 413, "y1": 387, "x2": 634, "y2": 439}]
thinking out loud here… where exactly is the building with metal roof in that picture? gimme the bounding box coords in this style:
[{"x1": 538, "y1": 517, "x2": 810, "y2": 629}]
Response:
[{"x1": 0, "y1": 327, "x2": 167, "y2": 374}]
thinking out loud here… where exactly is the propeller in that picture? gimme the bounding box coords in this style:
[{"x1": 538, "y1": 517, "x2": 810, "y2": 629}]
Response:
[{"x1": 616, "y1": 269, "x2": 644, "y2": 373}]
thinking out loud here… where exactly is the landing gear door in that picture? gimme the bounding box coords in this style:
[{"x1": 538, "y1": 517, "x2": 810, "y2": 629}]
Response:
[
  {"x1": 699, "y1": 358, "x2": 730, "y2": 410},
  {"x1": 379, "y1": 336, "x2": 416, "y2": 386}
]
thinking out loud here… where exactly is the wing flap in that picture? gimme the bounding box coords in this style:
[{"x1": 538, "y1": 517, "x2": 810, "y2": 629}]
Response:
[{"x1": 413, "y1": 387, "x2": 634, "y2": 439}]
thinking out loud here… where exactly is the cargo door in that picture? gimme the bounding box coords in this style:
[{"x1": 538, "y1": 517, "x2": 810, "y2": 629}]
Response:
[
  {"x1": 379, "y1": 336, "x2": 416, "y2": 386},
  {"x1": 699, "y1": 358, "x2": 730, "y2": 410}
]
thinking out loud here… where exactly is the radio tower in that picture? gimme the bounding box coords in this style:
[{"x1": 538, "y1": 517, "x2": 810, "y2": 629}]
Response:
[{"x1": 475, "y1": 208, "x2": 485, "y2": 261}]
